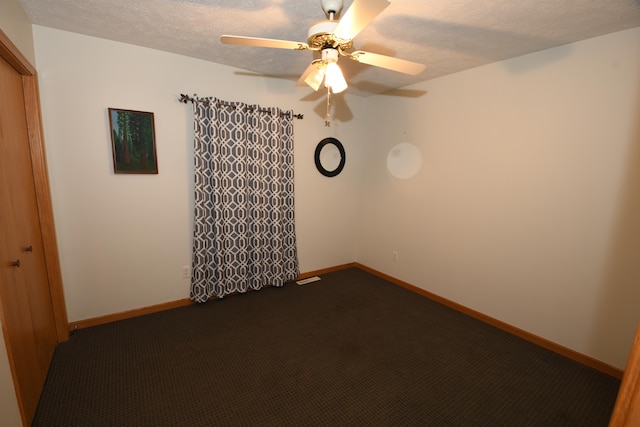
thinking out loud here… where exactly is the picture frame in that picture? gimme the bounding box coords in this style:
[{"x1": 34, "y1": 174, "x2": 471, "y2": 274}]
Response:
[{"x1": 108, "y1": 108, "x2": 158, "y2": 174}]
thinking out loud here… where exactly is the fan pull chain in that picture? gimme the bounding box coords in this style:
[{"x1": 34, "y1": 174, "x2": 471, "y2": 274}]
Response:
[{"x1": 325, "y1": 86, "x2": 332, "y2": 127}]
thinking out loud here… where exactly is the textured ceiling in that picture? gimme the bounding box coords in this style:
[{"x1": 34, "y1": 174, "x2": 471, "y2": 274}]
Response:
[{"x1": 19, "y1": 0, "x2": 640, "y2": 96}]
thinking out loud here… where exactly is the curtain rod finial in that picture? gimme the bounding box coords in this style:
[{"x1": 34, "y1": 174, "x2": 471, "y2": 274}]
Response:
[{"x1": 179, "y1": 94, "x2": 198, "y2": 104}]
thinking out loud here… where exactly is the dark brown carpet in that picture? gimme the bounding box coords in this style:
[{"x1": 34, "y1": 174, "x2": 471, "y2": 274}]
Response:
[{"x1": 33, "y1": 267, "x2": 620, "y2": 426}]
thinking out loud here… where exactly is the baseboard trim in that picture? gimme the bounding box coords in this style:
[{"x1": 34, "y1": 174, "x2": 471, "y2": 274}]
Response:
[
  {"x1": 68, "y1": 264, "x2": 357, "y2": 331},
  {"x1": 355, "y1": 263, "x2": 623, "y2": 379},
  {"x1": 294, "y1": 263, "x2": 358, "y2": 280},
  {"x1": 68, "y1": 298, "x2": 195, "y2": 331},
  {"x1": 68, "y1": 262, "x2": 623, "y2": 379}
]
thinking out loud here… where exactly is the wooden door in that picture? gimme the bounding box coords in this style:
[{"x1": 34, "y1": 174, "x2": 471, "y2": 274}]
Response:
[{"x1": 0, "y1": 50, "x2": 58, "y2": 424}]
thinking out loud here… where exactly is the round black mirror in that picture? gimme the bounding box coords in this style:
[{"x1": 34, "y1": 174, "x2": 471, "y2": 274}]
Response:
[{"x1": 314, "y1": 137, "x2": 346, "y2": 177}]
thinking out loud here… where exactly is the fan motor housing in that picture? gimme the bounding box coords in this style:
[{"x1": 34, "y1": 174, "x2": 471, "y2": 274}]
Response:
[{"x1": 307, "y1": 20, "x2": 352, "y2": 50}]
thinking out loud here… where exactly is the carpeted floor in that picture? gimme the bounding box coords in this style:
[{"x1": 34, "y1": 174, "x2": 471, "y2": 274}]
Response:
[{"x1": 33, "y1": 267, "x2": 621, "y2": 426}]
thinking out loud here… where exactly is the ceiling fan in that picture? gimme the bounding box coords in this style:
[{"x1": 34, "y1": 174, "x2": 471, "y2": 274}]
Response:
[{"x1": 220, "y1": 0, "x2": 425, "y2": 94}]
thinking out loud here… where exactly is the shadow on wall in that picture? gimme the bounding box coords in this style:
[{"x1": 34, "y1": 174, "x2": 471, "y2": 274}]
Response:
[
  {"x1": 589, "y1": 90, "x2": 640, "y2": 370},
  {"x1": 304, "y1": 91, "x2": 354, "y2": 123}
]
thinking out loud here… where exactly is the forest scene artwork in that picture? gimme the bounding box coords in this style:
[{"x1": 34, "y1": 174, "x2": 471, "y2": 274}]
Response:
[{"x1": 109, "y1": 108, "x2": 158, "y2": 174}]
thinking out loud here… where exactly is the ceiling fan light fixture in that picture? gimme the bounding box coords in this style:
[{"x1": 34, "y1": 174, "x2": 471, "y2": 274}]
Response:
[
  {"x1": 305, "y1": 63, "x2": 327, "y2": 91},
  {"x1": 325, "y1": 61, "x2": 347, "y2": 93},
  {"x1": 320, "y1": 48, "x2": 347, "y2": 93},
  {"x1": 221, "y1": 0, "x2": 424, "y2": 122}
]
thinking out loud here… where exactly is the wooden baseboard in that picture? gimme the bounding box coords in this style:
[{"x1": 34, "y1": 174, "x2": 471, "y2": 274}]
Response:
[
  {"x1": 355, "y1": 263, "x2": 624, "y2": 379},
  {"x1": 293, "y1": 263, "x2": 357, "y2": 281},
  {"x1": 68, "y1": 298, "x2": 195, "y2": 331},
  {"x1": 68, "y1": 262, "x2": 623, "y2": 379},
  {"x1": 68, "y1": 264, "x2": 357, "y2": 331}
]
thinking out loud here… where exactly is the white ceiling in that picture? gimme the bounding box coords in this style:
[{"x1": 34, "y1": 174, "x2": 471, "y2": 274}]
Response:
[{"x1": 19, "y1": 0, "x2": 640, "y2": 96}]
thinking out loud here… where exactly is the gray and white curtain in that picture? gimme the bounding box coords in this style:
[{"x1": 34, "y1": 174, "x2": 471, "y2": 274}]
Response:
[{"x1": 190, "y1": 97, "x2": 299, "y2": 302}]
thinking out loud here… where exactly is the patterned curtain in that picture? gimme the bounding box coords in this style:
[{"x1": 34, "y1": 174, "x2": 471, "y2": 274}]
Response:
[{"x1": 190, "y1": 97, "x2": 299, "y2": 302}]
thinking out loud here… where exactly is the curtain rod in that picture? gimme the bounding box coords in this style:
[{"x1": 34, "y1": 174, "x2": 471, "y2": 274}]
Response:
[{"x1": 179, "y1": 94, "x2": 304, "y2": 120}]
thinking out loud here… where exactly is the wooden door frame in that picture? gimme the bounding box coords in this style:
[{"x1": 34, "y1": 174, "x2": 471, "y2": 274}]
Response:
[
  {"x1": 0, "y1": 28, "x2": 69, "y2": 343},
  {"x1": 610, "y1": 321, "x2": 640, "y2": 426}
]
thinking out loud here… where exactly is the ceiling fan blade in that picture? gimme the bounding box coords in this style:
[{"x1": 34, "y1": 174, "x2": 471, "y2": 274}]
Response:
[
  {"x1": 349, "y1": 50, "x2": 425, "y2": 75},
  {"x1": 332, "y1": 0, "x2": 390, "y2": 41},
  {"x1": 220, "y1": 35, "x2": 309, "y2": 50},
  {"x1": 297, "y1": 60, "x2": 326, "y2": 91}
]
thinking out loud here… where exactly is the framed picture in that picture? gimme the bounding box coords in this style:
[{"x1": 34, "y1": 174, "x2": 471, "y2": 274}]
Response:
[{"x1": 108, "y1": 108, "x2": 158, "y2": 174}]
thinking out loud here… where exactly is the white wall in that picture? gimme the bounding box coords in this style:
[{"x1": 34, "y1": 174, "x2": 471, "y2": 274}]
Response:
[
  {"x1": 0, "y1": 331, "x2": 21, "y2": 426},
  {"x1": 33, "y1": 26, "x2": 365, "y2": 322},
  {"x1": 0, "y1": 2, "x2": 35, "y2": 424},
  {"x1": 31, "y1": 22, "x2": 640, "y2": 371},
  {"x1": 358, "y1": 27, "x2": 640, "y2": 370},
  {"x1": 0, "y1": 0, "x2": 35, "y2": 65}
]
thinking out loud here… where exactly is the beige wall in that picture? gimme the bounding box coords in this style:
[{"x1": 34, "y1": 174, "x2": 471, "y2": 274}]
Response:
[
  {"x1": 28, "y1": 19, "x2": 640, "y2": 374},
  {"x1": 33, "y1": 26, "x2": 366, "y2": 323},
  {"x1": 0, "y1": 331, "x2": 21, "y2": 426},
  {"x1": 358, "y1": 27, "x2": 640, "y2": 370},
  {"x1": 0, "y1": 0, "x2": 35, "y2": 65}
]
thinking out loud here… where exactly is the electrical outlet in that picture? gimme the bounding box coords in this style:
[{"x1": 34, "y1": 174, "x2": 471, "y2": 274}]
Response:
[
  {"x1": 392, "y1": 251, "x2": 399, "y2": 262},
  {"x1": 182, "y1": 265, "x2": 190, "y2": 278}
]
